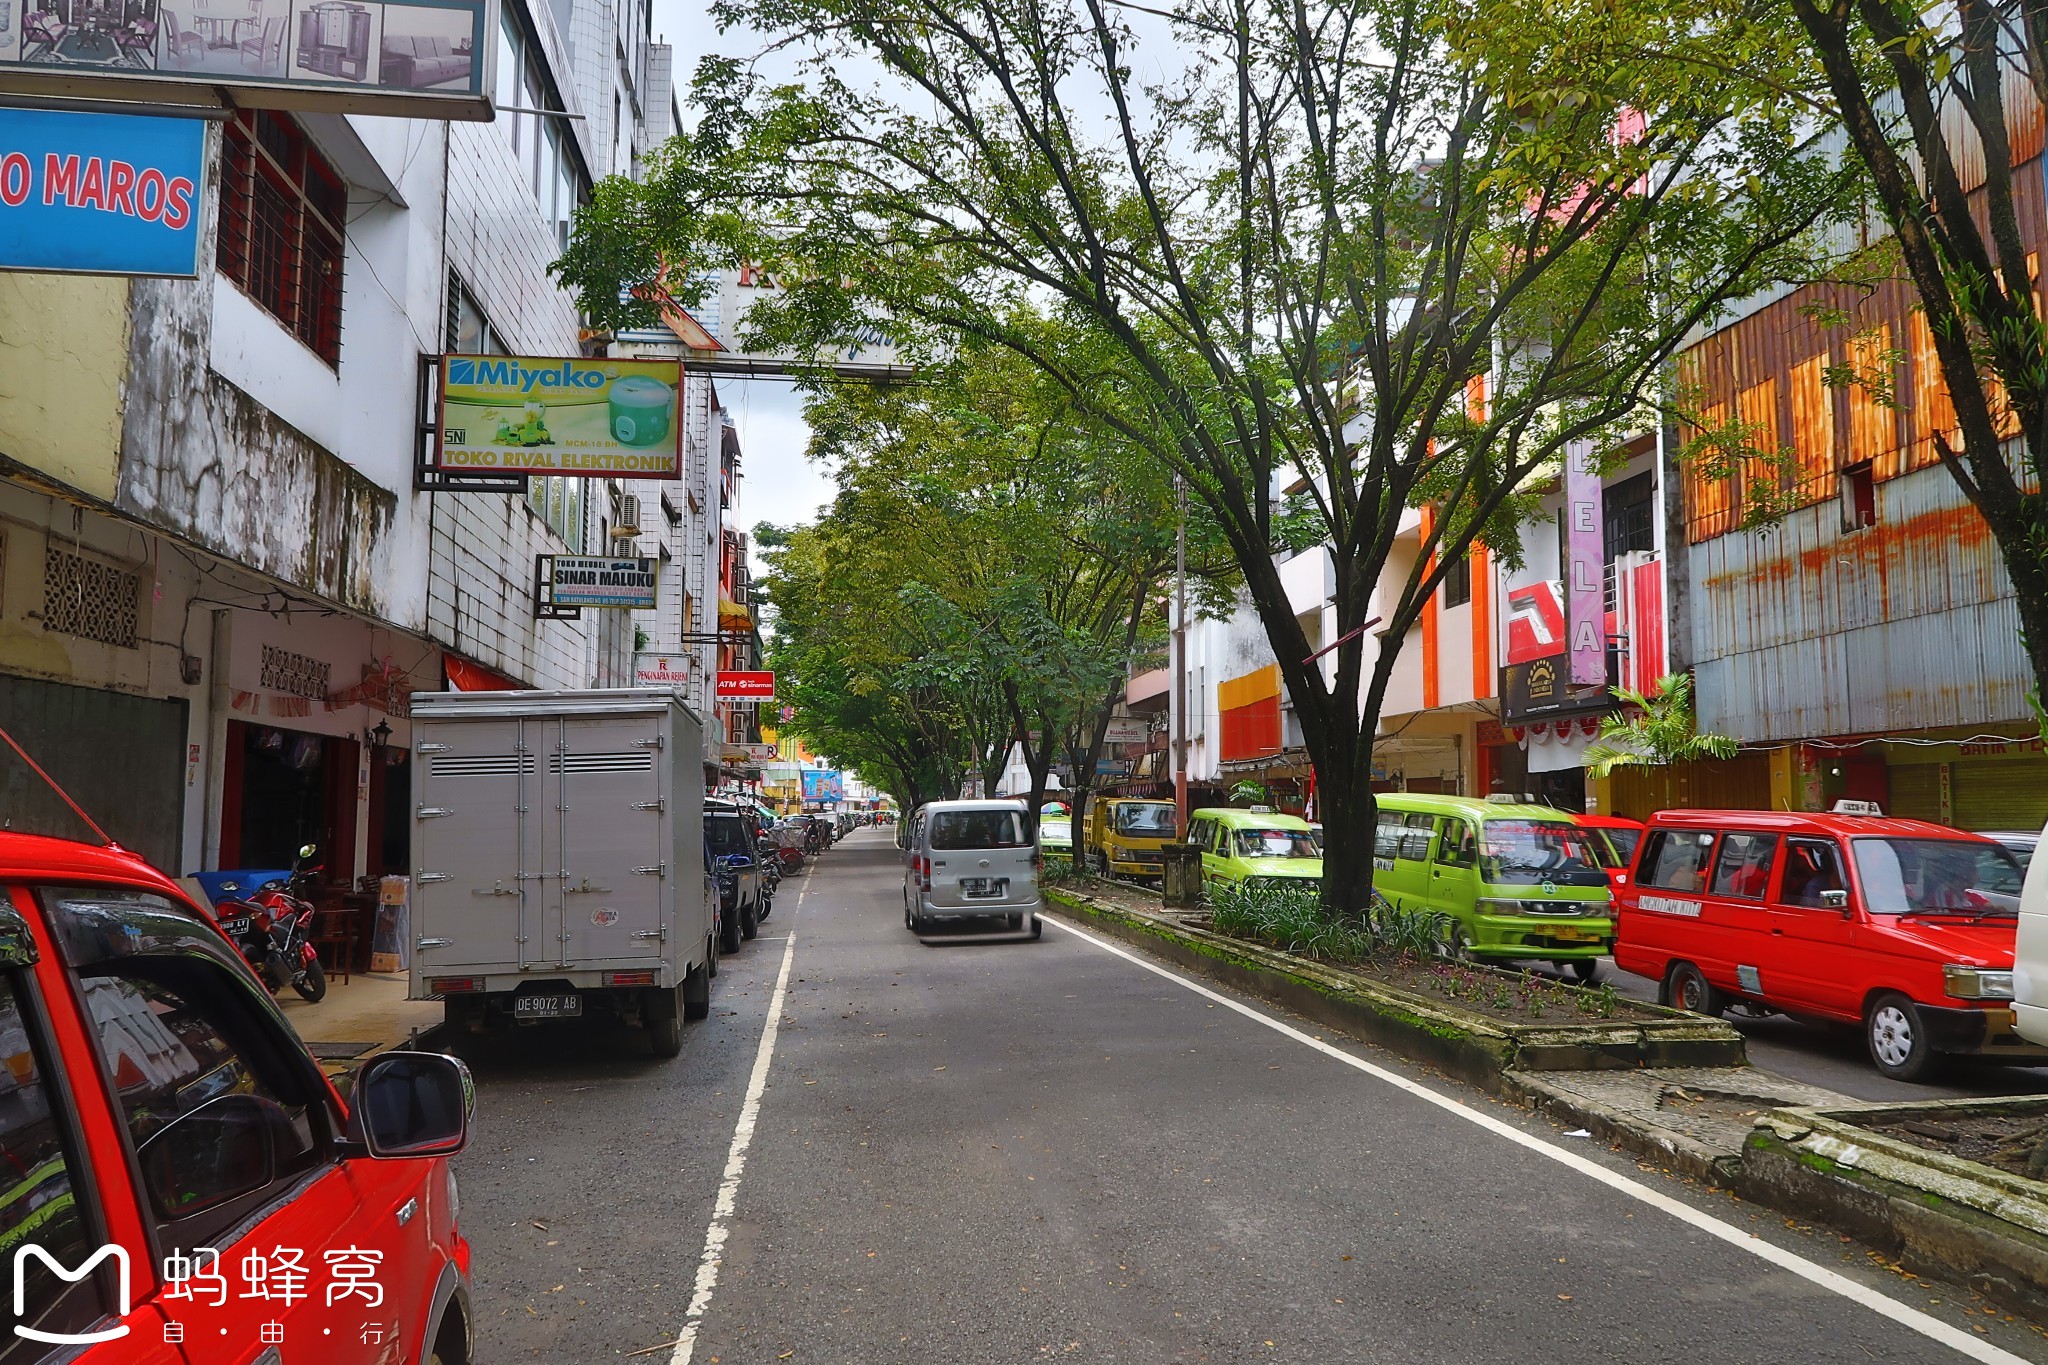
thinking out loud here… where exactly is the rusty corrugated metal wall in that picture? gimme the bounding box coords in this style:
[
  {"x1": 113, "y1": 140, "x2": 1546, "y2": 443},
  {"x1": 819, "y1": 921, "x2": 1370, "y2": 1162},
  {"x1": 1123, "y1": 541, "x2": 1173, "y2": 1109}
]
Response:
[{"x1": 1676, "y1": 108, "x2": 2045, "y2": 743}]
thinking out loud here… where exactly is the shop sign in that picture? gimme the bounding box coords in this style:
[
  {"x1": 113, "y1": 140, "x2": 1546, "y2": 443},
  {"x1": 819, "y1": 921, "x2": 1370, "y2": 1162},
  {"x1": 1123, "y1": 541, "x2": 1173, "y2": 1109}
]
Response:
[
  {"x1": 0, "y1": 0, "x2": 496, "y2": 122},
  {"x1": 260, "y1": 645, "x2": 332, "y2": 700},
  {"x1": 745, "y1": 743, "x2": 778, "y2": 761},
  {"x1": 0, "y1": 108, "x2": 205, "y2": 275},
  {"x1": 1562, "y1": 439, "x2": 1605, "y2": 686},
  {"x1": 549, "y1": 556, "x2": 658, "y2": 609},
  {"x1": 716, "y1": 670, "x2": 774, "y2": 699},
  {"x1": 1504, "y1": 580, "x2": 1565, "y2": 664},
  {"x1": 1103, "y1": 716, "x2": 1150, "y2": 744},
  {"x1": 801, "y1": 768, "x2": 844, "y2": 802},
  {"x1": 632, "y1": 653, "x2": 691, "y2": 690},
  {"x1": 435, "y1": 356, "x2": 682, "y2": 479}
]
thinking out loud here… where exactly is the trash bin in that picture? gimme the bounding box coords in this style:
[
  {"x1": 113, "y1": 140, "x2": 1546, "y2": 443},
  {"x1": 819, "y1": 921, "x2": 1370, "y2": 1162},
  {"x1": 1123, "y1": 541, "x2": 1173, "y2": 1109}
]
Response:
[{"x1": 1159, "y1": 842, "x2": 1203, "y2": 909}]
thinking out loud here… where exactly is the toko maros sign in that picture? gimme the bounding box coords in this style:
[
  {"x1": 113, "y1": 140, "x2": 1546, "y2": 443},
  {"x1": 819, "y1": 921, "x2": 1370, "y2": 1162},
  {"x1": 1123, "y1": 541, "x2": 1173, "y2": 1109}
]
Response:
[{"x1": 0, "y1": 108, "x2": 205, "y2": 275}]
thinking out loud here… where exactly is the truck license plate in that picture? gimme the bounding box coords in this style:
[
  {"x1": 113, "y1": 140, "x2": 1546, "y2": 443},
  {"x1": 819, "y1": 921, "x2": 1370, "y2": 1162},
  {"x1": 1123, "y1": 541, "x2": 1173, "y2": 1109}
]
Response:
[
  {"x1": 1549, "y1": 927, "x2": 1599, "y2": 943},
  {"x1": 514, "y1": 994, "x2": 581, "y2": 1018},
  {"x1": 960, "y1": 878, "x2": 1007, "y2": 899}
]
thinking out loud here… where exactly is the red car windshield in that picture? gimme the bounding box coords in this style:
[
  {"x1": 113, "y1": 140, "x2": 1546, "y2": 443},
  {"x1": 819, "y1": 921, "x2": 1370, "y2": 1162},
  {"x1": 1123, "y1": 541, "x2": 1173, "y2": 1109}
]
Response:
[{"x1": 1851, "y1": 838, "x2": 2022, "y2": 916}]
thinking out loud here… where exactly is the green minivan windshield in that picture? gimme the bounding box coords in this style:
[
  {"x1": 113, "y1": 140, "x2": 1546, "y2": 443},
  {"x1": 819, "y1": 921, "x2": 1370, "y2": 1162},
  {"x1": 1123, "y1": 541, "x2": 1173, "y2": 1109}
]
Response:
[
  {"x1": 1234, "y1": 829, "x2": 1320, "y2": 859},
  {"x1": 1481, "y1": 821, "x2": 1609, "y2": 887}
]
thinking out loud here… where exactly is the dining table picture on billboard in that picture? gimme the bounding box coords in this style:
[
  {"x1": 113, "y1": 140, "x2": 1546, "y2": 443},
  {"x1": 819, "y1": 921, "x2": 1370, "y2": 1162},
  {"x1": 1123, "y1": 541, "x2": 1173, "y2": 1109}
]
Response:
[{"x1": 436, "y1": 355, "x2": 683, "y2": 479}]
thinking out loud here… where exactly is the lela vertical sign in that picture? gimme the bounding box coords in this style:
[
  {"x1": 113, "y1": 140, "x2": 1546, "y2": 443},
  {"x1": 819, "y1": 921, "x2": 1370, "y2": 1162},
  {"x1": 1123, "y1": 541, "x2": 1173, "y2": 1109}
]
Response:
[
  {"x1": 1563, "y1": 439, "x2": 1607, "y2": 686},
  {"x1": 0, "y1": 108, "x2": 205, "y2": 275}
]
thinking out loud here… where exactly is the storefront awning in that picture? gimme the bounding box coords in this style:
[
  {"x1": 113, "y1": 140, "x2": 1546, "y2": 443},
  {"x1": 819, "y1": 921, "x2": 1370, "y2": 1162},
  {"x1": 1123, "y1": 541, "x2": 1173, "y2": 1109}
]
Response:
[
  {"x1": 718, "y1": 597, "x2": 753, "y2": 630},
  {"x1": 445, "y1": 655, "x2": 522, "y2": 691}
]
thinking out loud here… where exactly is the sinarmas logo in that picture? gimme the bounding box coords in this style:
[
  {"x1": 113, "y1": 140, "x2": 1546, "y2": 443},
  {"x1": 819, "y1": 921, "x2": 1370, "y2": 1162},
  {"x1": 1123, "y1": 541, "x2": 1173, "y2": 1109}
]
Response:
[
  {"x1": 446, "y1": 358, "x2": 605, "y2": 392},
  {"x1": 14, "y1": 1244, "x2": 131, "y2": 1344}
]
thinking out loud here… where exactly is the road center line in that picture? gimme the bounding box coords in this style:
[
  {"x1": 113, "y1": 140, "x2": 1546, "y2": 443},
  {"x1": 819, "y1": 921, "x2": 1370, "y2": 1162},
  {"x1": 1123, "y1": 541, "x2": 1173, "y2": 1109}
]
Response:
[
  {"x1": 1043, "y1": 914, "x2": 2027, "y2": 1365},
  {"x1": 668, "y1": 927, "x2": 799, "y2": 1365}
]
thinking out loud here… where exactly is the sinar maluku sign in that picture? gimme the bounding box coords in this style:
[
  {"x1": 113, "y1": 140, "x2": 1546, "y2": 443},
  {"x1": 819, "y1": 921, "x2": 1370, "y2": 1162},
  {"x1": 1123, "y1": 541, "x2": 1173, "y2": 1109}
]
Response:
[{"x1": 549, "y1": 556, "x2": 658, "y2": 609}]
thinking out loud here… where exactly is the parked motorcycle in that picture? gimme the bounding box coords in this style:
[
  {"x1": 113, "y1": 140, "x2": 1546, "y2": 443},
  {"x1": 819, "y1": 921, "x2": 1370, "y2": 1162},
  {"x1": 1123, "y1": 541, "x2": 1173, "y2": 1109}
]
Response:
[{"x1": 215, "y1": 843, "x2": 328, "y2": 1002}]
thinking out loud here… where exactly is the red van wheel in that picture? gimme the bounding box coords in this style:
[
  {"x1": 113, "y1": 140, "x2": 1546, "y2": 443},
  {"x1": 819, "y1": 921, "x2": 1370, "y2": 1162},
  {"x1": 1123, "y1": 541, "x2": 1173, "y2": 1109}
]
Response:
[
  {"x1": 1866, "y1": 992, "x2": 1943, "y2": 1082},
  {"x1": 1665, "y1": 961, "x2": 1725, "y2": 1017}
]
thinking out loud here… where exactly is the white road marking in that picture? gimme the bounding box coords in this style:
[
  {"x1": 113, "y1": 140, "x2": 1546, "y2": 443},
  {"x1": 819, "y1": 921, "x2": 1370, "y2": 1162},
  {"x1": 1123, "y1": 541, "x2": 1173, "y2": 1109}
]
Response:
[
  {"x1": 1043, "y1": 915, "x2": 2028, "y2": 1365},
  {"x1": 668, "y1": 927, "x2": 799, "y2": 1365}
]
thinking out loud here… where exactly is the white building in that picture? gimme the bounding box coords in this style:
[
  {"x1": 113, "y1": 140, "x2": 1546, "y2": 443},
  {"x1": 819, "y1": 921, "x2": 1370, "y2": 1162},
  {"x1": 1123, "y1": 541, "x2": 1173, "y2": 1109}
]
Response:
[{"x1": 0, "y1": 0, "x2": 686, "y2": 880}]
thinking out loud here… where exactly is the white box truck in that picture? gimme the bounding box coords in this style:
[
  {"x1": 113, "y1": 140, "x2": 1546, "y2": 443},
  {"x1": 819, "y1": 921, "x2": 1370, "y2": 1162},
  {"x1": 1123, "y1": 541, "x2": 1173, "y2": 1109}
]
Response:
[{"x1": 408, "y1": 688, "x2": 717, "y2": 1056}]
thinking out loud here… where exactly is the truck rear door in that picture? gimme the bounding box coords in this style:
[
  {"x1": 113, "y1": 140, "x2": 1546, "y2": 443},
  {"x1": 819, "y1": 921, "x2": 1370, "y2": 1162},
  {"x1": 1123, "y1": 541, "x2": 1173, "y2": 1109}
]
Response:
[
  {"x1": 415, "y1": 718, "x2": 537, "y2": 971},
  {"x1": 543, "y1": 713, "x2": 667, "y2": 965}
]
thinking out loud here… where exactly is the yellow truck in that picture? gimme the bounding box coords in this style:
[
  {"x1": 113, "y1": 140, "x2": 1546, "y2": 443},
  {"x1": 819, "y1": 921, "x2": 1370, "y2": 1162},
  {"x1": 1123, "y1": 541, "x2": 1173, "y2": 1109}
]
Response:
[{"x1": 1084, "y1": 797, "x2": 1180, "y2": 880}]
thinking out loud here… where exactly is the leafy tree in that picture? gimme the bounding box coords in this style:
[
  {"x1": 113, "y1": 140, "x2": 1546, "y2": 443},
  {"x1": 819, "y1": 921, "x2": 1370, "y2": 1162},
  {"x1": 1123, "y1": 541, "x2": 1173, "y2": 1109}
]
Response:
[{"x1": 558, "y1": 0, "x2": 1854, "y2": 911}]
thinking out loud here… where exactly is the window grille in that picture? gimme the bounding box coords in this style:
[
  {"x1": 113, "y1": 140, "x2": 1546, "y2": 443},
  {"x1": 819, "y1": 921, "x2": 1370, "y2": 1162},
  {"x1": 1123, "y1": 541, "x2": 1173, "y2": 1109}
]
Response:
[{"x1": 43, "y1": 548, "x2": 139, "y2": 648}]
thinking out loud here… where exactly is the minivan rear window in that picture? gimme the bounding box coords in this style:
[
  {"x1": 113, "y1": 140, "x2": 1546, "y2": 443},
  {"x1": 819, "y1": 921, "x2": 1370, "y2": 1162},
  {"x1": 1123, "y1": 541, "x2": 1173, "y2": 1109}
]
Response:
[{"x1": 931, "y1": 809, "x2": 1029, "y2": 849}]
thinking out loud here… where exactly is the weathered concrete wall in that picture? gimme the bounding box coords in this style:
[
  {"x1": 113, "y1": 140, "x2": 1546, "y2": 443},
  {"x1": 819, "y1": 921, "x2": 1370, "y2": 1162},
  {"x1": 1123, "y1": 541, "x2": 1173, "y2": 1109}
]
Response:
[
  {"x1": 116, "y1": 273, "x2": 399, "y2": 621},
  {"x1": 0, "y1": 273, "x2": 131, "y2": 503}
]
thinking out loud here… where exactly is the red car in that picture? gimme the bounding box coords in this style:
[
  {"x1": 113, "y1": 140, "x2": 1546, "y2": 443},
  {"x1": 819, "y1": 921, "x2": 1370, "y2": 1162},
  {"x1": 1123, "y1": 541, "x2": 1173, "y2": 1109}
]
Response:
[
  {"x1": 1574, "y1": 813, "x2": 1647, "y2": 893},
  {"x1": 0, "y1": 832, "x2": 474, "y2": 1362},
  {"x1": 1615, "y1": 810, "x2": 2048, "y2": 1081}
]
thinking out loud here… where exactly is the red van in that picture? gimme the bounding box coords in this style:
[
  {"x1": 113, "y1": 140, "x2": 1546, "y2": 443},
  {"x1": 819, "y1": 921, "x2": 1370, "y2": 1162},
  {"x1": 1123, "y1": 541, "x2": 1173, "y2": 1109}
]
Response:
[
  {"x1": 1575, "y1": 814, "x2": 1647, "y2": 893},
  {"x1": 0, "y1": 832, "x2": 475, "y2": 1362},
  {"x1": 1615, "y1": 810, "x2": 2047, "y2": 1081}
]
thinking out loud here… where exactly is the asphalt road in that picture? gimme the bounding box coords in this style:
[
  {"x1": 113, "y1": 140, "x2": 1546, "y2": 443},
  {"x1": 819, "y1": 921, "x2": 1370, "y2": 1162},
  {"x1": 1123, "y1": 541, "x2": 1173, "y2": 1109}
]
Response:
[
  {"x1": 1598, "y1": 960, "x2": 2048, "y2": 1103},
  {"x1": 449, "y1": 829, "x2": 2048, "y2": 1363}
]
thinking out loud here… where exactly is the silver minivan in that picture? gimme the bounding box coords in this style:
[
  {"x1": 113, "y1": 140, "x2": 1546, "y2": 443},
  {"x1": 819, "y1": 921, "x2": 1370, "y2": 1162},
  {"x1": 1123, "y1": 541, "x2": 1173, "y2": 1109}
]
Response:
[{"x1": 903, "y1": 799, "x2": 1043, "y2": 938}]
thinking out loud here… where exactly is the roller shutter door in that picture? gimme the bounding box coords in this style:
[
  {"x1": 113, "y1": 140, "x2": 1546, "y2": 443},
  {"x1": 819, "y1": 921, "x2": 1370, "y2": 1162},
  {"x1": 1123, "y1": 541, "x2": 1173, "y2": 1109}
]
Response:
[
  {"x1": 1886, "y1": 763, "x2": 1943, "y2": 822},
  {"x1": 1952, "y1": 758, "x2": 2048, "y2": 834},
  {"x1": 0, "y1": 673, "x2": 187, "y2": 870}
]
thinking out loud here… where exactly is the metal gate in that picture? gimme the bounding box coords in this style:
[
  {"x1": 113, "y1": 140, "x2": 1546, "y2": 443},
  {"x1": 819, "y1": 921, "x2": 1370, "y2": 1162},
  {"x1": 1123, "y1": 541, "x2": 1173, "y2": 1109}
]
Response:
[
  {"x1": 0, "y1": 674, "x2": 186, "y2": 870},
  {"x1": 1954, "y1": 758, "x2": 2048, "y2": 833}
]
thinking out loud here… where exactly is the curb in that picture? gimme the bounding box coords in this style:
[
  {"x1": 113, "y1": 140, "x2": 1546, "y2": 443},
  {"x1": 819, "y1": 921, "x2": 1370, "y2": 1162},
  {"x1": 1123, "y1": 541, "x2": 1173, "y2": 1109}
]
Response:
[
  {"x1": 1499, "y1": 1070, "x2": 1745, "y2": 1185},
  {"x1": 1043, "y1": 888, "x2": 1746, "y2": 1091}
]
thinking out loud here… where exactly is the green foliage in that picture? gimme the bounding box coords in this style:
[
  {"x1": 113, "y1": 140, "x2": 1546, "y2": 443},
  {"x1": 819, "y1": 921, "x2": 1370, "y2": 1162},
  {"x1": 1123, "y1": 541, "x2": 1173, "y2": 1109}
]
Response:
[
  {"x1": 1583, "y1": 673, "x2": 1740, "y2": 778},
  {"x1": 555, "y1": 0, "x2": 1857, "y2": 912}
]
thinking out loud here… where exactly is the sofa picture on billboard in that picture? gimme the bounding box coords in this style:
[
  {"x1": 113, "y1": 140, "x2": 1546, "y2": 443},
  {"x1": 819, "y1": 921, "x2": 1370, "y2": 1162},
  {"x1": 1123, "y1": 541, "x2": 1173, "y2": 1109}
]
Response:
[
  {"x1": 16, "y1": 0, "x2": 164, "y2": 70},
  {"x1": 376, "y1": 0, "x2": 466, "y2": 89}
]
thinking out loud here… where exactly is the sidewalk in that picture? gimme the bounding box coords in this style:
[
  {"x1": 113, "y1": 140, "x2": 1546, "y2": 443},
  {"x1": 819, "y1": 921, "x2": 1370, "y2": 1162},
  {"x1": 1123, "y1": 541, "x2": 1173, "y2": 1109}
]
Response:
[{"x1": 274, "y1": 969, "x2": 445, "y2": 1080}]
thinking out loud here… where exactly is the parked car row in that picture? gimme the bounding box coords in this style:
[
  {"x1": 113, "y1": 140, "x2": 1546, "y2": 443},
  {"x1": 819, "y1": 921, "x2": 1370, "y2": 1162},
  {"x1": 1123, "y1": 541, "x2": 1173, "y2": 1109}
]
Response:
[{"x1": 1061, "y1": 784, "x2": 2048, "y2": 1084}]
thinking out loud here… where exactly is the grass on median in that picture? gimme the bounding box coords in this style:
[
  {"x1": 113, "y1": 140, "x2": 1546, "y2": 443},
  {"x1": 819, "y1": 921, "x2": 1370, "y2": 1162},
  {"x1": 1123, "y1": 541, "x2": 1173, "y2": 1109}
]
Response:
[{"x1": 1203, "y1": 880, "x2": 1624, "y2": 1021}]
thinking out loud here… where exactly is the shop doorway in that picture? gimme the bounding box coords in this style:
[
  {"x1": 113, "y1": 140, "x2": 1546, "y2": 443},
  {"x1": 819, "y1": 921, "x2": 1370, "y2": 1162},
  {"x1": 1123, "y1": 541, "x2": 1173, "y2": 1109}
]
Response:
[
  {"x1": 366, "y1": 748, "x2": 411, "y2": 876},
  {"x1": 219, "y1": 722, "x2": 358, "y2": 871}
]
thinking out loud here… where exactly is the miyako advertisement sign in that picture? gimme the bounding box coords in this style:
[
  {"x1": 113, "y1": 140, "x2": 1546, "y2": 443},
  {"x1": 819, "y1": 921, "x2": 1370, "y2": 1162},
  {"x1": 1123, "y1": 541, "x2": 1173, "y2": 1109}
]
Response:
[
  {"x1": 0, "y1": 108, "x2": 205, "y2": 275},
  {"x1": 548, "y1": 556, "x2": 658, "y2": 609},
  {"x1": 801, "y1": 769, "x2": 845, "y2": 802},
  {"x1": 0, "y1": 0, "x2": 496, "y2": 122},
  {"x1": 436, "y1": 355, "x2": 682, "y2": 479}
]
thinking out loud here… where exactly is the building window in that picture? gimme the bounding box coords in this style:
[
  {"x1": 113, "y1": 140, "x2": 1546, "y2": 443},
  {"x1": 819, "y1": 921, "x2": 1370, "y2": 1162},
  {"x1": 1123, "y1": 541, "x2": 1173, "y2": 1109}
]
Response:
[
  {"x1": 1842, "y1": 461, "x2": 1877, "y2": 531},
  {"x1": 216, "y1": 111, "x2": 346, "y2": 365},
  {"x1": 446, "y1": 272, "x2": 504, "y2": 355},
  {"x1": 1441, "y1": 551, "x2": 1471, "y2": 608},
  {"x1": 493, "y1": 7, "x2": 586, "y2": 247},
  {"x1": 1602, "y1": 471, "x2": 1656, "y2": 563}
]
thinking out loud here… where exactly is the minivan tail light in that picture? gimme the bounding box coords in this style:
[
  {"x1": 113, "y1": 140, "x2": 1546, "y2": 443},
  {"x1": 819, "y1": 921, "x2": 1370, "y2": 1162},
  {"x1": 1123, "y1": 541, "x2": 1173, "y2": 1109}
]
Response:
[
  {"x1": 429, "y1": 977, "x2": 481, "y2": 995},
  {"x1": 606, "y1": 970, "x2": 657, "y2": 987},
  {"x1": 917, "y1": 855, "x2": 933, "y2": 891}
]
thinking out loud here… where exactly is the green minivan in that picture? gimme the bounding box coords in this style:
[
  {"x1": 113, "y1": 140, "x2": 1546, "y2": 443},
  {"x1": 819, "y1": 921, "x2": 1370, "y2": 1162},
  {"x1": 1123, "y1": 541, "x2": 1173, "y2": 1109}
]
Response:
[
  {"x1": 1187, "y1": 807, "x2": 1323, "y2": 889},
  {"x1": 1372, "y1": 793, "x2": 1613, "y2": 976}
]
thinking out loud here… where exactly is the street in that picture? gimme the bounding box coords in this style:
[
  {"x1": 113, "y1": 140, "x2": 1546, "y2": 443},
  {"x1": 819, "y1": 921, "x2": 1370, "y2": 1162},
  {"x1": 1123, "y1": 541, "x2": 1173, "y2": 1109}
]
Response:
[
  {"x1": 1601, "y1": 964, "x2": 2048, "y2": 1104},
  {"x1": 450, "y1": 830, "x2": 2046, "y2": 1363}
]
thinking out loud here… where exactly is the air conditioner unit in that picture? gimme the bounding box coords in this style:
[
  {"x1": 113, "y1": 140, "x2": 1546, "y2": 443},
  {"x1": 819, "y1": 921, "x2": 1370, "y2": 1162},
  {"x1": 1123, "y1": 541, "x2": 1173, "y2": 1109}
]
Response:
[{"x1": 611, "y1": 495, "x2": 642, "y2": 538}]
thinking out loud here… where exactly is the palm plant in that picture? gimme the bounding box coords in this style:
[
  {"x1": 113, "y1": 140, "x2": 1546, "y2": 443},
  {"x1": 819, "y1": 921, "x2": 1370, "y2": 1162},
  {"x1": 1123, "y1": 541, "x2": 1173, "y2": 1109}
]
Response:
[{"x1": 1582, "y1": 673, "x2": 1738, "y2": 779}]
